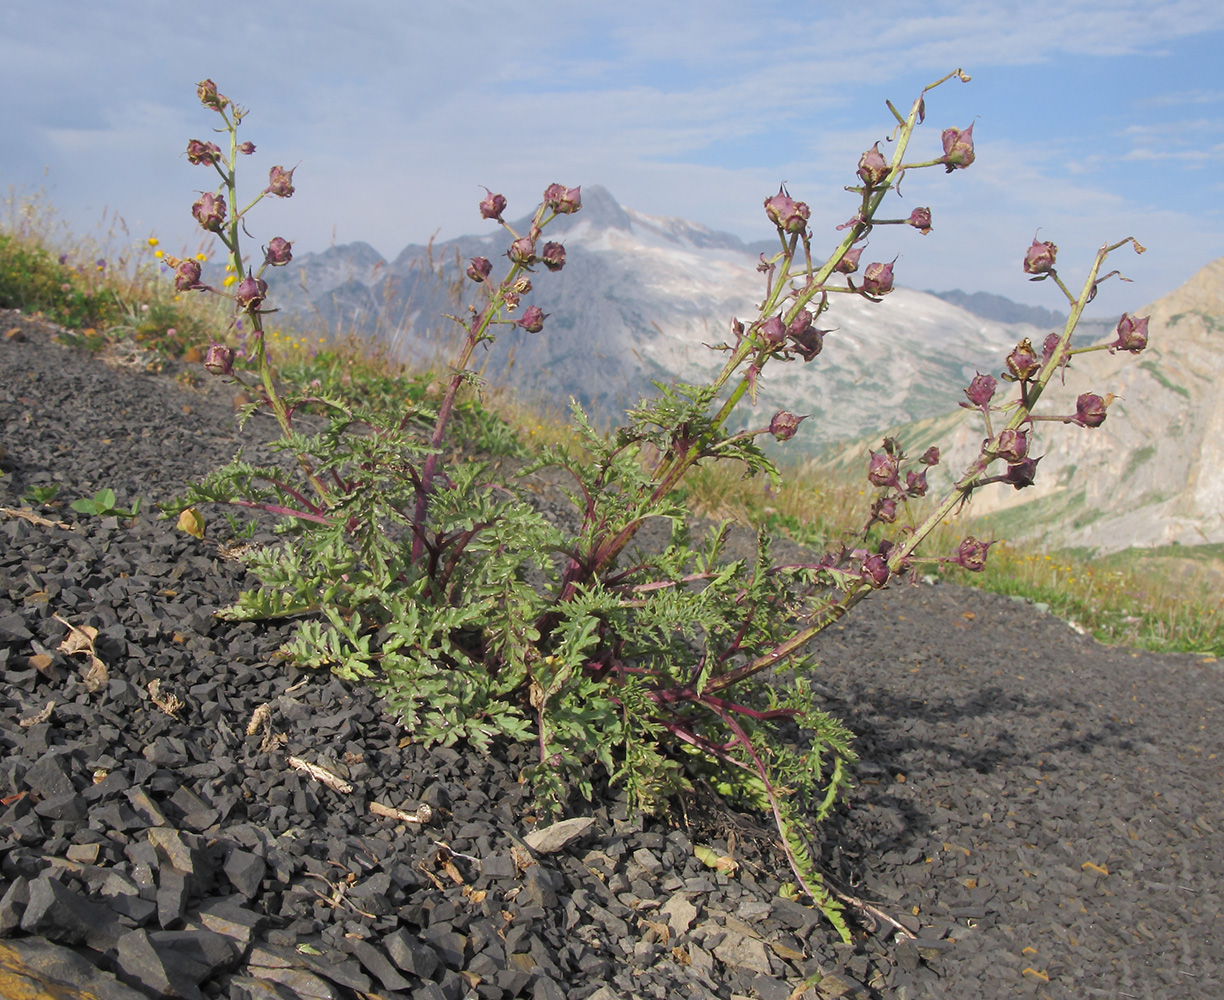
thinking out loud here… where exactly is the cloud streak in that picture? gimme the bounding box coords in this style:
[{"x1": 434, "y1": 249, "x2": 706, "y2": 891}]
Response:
[{"x1": 1, "y1": 1, "x2": 1220, "y2": 309}]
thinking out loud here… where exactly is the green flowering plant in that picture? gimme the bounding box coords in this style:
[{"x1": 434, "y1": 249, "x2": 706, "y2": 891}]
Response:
[{"x1": 164, "y1": 72, "x2": 1146, "y2": 940}]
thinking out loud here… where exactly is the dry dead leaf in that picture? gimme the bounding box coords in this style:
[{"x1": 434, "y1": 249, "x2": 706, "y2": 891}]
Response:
[
  {"x1": 54, "y1": 614, "x2": 108, "y2": 692},
  {"x1": 246, "y1": 703, "x2": 272, "y2": 736},
  {"x1": 693, "y1": 844, "x2": 739, "y2": 873},
  {"x1": 177, "y1": 507, "x2": 205, "y2": 539},
  {"x1": 18, "y1": 701, "x2": 55, "y2": 727},
  {"x1": 147, "y1": 679, "x2": 184, "y2": 717}
]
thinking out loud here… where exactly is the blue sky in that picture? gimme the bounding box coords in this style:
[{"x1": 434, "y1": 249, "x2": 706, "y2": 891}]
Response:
[{"x1": 2, "y1": 1, "x2": 1221, "y2": 313}]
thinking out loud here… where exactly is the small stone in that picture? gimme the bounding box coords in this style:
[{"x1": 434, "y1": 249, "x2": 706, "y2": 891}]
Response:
[
  {"x1": 115, "y1": 928, "x2": 205, "y2": 1000},
  {"x1": 520, "y1": 864, "x2": 559, "y2": 908},
  {"x1": 660, "y1": 892, "x2": 698, "y2": 937},
  {"x1": 632, "y1": 847, "x2": 664, "y2": 874},
  {"x1": 228, "y1": 977, "x2": 304, "y2": 1000},
  {"x1": 157, "y1": 867, "x2": 189, "y2": 929},
  {"x1": 344, "y1": 937, "x2": 412, "y2": 992},
  {"x1": 421, "y1": 925, "x2": 466, "y2": 969},
  {"x1": 0, "y1": 936, "x2": 148, "y2": 999},
  {"x1": 246, "y1": 964, "x2": 341, "y2": 1000},
  {"x1": 33, "y1": 792, "x2": 88, "y2": 821},
  {"x1": 224, "y1": 848, "x2": 266, "y2": 897},
  {"x1": 384, "y1": 927, "x2": 439, "y2": 979},
  {"x1": 65, "y1": 842, "x2": 101, "y2": 864},
  {"x1": 195, "y1": 897, "x2": 266, "y2": 946},
  {"x1": 148, "y1": 827, "x2": 209, "y2": 878},
  {"x1": 750, "y1": 974, "x2": 794, "y2": 1000},
  {"x1": 815, "y1": 972, "x2": 869, "y2": 998},
  {"x1": 533, "y1": 973, "x2": 566, "y2": 1000},
  {"x1": 22, "y1": 751, "x2": 74, "y2": 799},
  {"x1": 480, "y1": 853, "x2": 516, "y2": 879},
  {"x1": 523, "y1": 817, "x2": 596, "y2": 854},
  {"x1": 713, "y1": 934, "x2": 773, "y2": 975},
  {"x1": 108, "y1": 892, "x2": 157, "y2": 924},
  {"x1": 126, "y1": 788, "x2": 169, "y2": 827},
  {"x1": 0, "y1": 876, "x2": 30, "y2": 935},
  {"x1": 21, "y1": 874, "x2": 124, "y2": 951},
  {"x1": 770, "y1": 896, "x2": 820, "y2": 930}
]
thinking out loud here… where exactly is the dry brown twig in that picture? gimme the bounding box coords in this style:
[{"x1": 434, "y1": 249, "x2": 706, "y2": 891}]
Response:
[
  {"x1": 287, "y1": 756, "x2": 353, "y2": 794},
  {"x1": 147, "y1": 679, "x2": 184, "y2": 717}
]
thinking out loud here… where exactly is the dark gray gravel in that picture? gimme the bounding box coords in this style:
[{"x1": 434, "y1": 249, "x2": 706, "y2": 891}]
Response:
[{"x1": 1, "y1": 310, "x2": 1221, "y2": 1000}]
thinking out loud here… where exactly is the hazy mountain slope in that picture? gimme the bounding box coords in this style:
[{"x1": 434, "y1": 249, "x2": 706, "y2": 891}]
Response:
[{"x1": 823, "y1": 257, "x2": 1224, "y2": 554}]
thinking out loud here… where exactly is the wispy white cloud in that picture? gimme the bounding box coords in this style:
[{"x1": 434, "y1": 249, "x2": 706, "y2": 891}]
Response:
[{"x1": 0, "y1": 0, "x2": 1221, "y2": 308}]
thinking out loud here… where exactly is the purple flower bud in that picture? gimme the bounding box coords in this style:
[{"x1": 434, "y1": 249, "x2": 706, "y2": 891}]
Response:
[
  {"x1": 790, "y1": 326, "x2": 826, "y2": 362},
  {"x1": 191, "y1": 192, "x2": 227, "y2": 232},
  {"x1": 941, "y1": 123, "x2": 976, "y2": 172},
  {"x1": 862, "y1": 553, "x2": 890, "y2": 588},
  {"x1": 173, "y1": 258, "x2": 203, "y2": 291},
  {"x1": 552, "y1": 186, "x2": 582, "y2": 214},
  {"x1": 503, "y1": 291, "x2": 521, "y2": 310},
  {"x1": 196, "y1": 79, "x2": 227, "y2": 110},
  {"x1": 763, "y1": 186, "x2": 810, "y2": 234},
  {"x1": 238, "y1": 141, "x2": 256, "y2": 155},
  {"x1": 867, "y1": 449, "x2": 899, "y2": 488},
  {"x1": 871, "y1": 497, "x2": 897, "y2": 524},
  {"x1": 995, "y1": 427, "x2": 1029, "y2": 464},
  {"x1": 517, "y1": 305, "x2": 547, "y2": 333},
  {"x1": 1005, "y1": 338, "x2": 1040, "y2": 381},
  {"x1": 963, "y1": 372, "x2": 996, "y2": 408},
  {"x1": 905, "y1": 469, "x2": 928, "y2": 497},
  {"x1": 1004, "y1": 456, "x2": 1040, "y2": 489},
  {"x1": 1023, "y1": 236, "x2": 1058, "y2": 275},
  {"x1": 857, "y1": 143, "x2": 890, "y2": 187},
  {"x1": 466, "y1": 256, "x2": 493, "y2": 282},
  {"x1": 263, "y1": 237, "x2": 293, "y2": 267},
  {"x1": 1041, "y1": 332, "x2": 1062, "y2": 365},
  {"x1": 186, "y1": 139, "x2": 223, "y2": 166},
  {"x1": 760, "y1": 314, "x2": 787, "y2": 346},
  {"x1": 1075, "y1": 392, "x2": 1110, "y2": 428},
  {"x1": 204, "y1": 342, "x2": 235, "y2": 377},
  {"x1": 1111, "y1": 313, "x2": 1149, "y2": 354},
  {"x1": 480, "y1": 188, "x2": 507, "y2": 221},
  {"x1": 234, "y1": 275, "x2": 268, "y2": 311},
  {"x1": 862, "y1": 260, "x2": 895, "y2": 296},
  {"x1": 769, "y1": 410, "x2": 806, "y2": 442},
  {"x1": 540, "y1": 242, "x2": 566, "y2": 272},
  {"x1": 952, "y1": 535, "x2": 994, "y2": 572},
  {"x1": 266, "y1": 165, "x2": 296, "y2": 199},
  {"x1": 920, "y1": 446, "x2": 940, "y2": 466},
  {"x1": 508, "y1": 237, "x2": 536, "y2": 265},
  {"x1": 907, "y1": 207, "x2": 932, "y2": 234},
  {"x1": 788, "y1": 310, "x2": 812, "y2": 338},
  {"x1": 835, "y1": 246, "x2": 863, "y2": 275}
]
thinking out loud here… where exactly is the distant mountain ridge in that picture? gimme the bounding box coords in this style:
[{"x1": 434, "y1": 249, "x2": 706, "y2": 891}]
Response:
[
  {"x1": 263, "y1": 186, "x2": 1062, "y2": 441},
  {"x1": 925, "y1": 289, "x2": 1068, "y2": 328},
  {"x1": 822, "y1": 256, "x2": 1224, "y2": 553}
]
